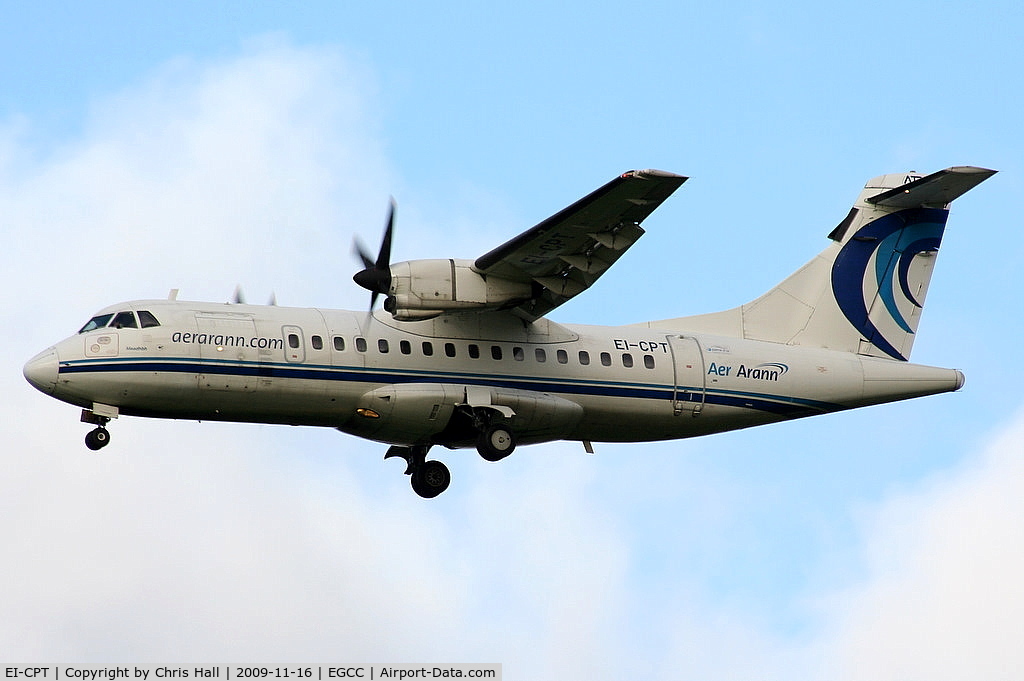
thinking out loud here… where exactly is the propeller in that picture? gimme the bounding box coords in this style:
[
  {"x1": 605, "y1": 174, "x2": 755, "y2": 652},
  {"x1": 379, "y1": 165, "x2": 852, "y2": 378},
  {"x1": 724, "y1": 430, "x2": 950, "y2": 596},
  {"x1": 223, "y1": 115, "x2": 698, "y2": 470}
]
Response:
[
  {"x1": 352, "y1": 198, "x2": 396, "y2": 310},
  {"x1": 233, "y1": 286, "x2": 277, "y2": 306}
]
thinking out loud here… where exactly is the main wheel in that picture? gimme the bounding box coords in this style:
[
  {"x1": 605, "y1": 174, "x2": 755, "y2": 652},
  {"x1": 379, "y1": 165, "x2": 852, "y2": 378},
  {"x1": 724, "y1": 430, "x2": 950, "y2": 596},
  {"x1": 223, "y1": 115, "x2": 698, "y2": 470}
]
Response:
[
  {"x1": 411, "y1": 460, "x2": 451, "y2": 499},
  {"x1": 85, "y1": 428, "x2": 110, "y2": 451},
  {"x1": 477, "y1": 423, "x2": 516, "y2": 462}
]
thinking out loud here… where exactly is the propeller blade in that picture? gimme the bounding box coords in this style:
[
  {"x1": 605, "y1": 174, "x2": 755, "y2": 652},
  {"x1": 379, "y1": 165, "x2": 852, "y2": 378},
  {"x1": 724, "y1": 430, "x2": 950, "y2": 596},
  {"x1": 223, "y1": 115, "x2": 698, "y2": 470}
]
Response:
[
  {"x1": 352, "y1": 198, "x2": 397, "y2": 310},
  {"x1": 352, "y1": 237, "x2": 375, "y2": 270},
  {"x1": 376, "y1": 198, "x2": 395, "y2": 270}
]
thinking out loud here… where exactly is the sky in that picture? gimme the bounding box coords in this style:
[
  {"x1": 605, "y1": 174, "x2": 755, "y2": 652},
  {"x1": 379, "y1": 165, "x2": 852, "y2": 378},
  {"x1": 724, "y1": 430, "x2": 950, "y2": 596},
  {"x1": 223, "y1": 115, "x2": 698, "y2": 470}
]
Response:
[{"x1": 2, "y1": 1, "x2": 1023, "y2": 678}]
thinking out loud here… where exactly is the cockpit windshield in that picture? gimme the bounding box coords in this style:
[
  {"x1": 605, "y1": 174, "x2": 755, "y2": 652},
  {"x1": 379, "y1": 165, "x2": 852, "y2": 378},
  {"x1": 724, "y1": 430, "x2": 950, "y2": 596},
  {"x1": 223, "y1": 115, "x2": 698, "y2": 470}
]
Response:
[
  {"x1": 138, "y1": 310, "x2": 161, "y2": 328},
  {"x1": 111, "y1": 311, "x2": 137, "y2": 329},
  {"x1": 79, "y1": 314, "x2": 114, "y2": 333},
  {"x1": 78, "y1": 310, "x2": 161, "y2": 334}
]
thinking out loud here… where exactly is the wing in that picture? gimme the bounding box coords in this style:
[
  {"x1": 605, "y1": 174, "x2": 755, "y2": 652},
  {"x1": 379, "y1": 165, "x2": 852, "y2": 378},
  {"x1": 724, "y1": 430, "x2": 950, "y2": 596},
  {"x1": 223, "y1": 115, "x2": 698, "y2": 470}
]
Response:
[{"x1": 475, "y1": 169, "x2": 687, "y2": 320}]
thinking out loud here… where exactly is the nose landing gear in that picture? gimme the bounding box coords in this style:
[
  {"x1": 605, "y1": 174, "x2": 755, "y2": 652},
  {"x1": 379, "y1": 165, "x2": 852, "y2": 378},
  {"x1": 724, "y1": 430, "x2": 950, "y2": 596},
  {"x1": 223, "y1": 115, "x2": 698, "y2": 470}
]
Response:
[
  {"x1": 85, "y1": 427, "x2": 110, "y2": 451},
  {"x1": 81, "y1": 407, "x2": 114, "y2": 451}
]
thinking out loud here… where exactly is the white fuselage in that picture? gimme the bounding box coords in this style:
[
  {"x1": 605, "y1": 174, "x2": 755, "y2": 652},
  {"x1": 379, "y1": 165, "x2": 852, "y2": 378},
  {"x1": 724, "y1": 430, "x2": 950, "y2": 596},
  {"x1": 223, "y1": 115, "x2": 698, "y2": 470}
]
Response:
[{"x1": 24, "y1": 298, "x2": 964, "y2": 449}]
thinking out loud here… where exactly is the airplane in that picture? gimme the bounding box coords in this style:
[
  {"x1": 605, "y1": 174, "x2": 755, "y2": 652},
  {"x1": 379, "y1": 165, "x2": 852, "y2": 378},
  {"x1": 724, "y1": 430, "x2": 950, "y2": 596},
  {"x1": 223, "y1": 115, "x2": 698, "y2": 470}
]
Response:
[{"x1": 24, "y1": 165, "x2": 995, "y2": 498}]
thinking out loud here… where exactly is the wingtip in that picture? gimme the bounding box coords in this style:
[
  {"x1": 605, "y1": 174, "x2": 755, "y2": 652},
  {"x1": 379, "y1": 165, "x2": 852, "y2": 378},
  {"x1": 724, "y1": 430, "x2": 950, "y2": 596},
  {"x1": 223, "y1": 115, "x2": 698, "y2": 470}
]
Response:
[
  {"x1": 622, "y1": 169, "x2": 689, "y2": 182},
  {"x1": 948, "y1": 165, "x2": 998, "y2": 174},
  {"x1": 946, "y1": 165, "x2": 998, "y2": 180}
]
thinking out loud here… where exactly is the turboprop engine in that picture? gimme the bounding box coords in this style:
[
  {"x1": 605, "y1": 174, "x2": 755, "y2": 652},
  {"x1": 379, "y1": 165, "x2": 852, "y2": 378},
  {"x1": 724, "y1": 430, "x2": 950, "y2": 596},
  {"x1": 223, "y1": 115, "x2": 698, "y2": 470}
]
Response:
[
  {"x1": 352, "y1": 200, "x2": 533, "y2": 320},
  {"x1": 383, "y1": 259, "x2": 533, "y2": 320}
]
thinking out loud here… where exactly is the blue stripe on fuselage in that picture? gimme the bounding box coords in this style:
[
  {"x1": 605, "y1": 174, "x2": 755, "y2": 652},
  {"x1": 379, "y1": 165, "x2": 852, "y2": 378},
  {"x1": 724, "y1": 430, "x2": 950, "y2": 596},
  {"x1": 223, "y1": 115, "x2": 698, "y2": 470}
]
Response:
[{"x1": 58, "y1": 356, "x2": 841, "y2": 417}]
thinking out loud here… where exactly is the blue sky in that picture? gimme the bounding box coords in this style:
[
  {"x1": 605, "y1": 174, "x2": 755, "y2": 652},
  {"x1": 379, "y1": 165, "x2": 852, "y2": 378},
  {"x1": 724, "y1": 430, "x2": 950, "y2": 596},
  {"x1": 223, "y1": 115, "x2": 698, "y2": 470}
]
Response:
[{"x1": 3, "y1": 2, "x2": 1024, "y2": 678}]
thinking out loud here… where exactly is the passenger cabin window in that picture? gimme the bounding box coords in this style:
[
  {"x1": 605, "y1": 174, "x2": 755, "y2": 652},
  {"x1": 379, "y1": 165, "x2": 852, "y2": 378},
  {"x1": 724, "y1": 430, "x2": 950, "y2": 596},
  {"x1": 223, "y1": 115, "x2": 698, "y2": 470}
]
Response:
[
  {"x1": 355, "y1": 337, "x2": 367, "y2": 352},
  {"x1": 513, "y1": 347, "x2": 525, "y2": 361},
  {"x1": 137, "y1": 310, "x2": 161, "y2": 328},
  {"x1": 79, "y1": 313, "x2": 114, "y2": 333},
  {"x1": 578, "y1": 351, "x2": 590, "y2": 366},
  {"x1": 644, "y1": 354, "x2": 656, "y2": 369},
  {"x1": 288, "y1": 333, "x2": 300, "y2": 349},
  {"x1": 622, "y1": 353, "x2": 634, "y2": 368},
  {"x1": 111, "y1": 311, "x2": 138, "y2": 329},
  {"x1": 535, "y1": 348, "x2": 547, "y2": 363},
  {"x1": 311, "y1": 335, "x2": 324, "y2": 350},
  {"x1": 556, "y1": 349, "x2": 568, "y2": 364},
  {"x1": 600, "y1": 352, "x2": 612, "y2": 366},
  {"x1": 491, "y1": 345, "x2": 503, "y2": 360},
  {"x1": 468, "y1": 344, "x2": 480, "y2": 359},
  {"x1": 378, "y1": 339, "x2": 389, "y2": 353},
  {"x1": 422, "y1": 341, "x2": 434, "y2": 356},
  {"x1": 444, "y1": 342, "x2": 456, "y2": 358},
  {"x1": 334, "y1": 336, "x2": 345, "y2": 351},
  {"x1": 400, "y1": 340, "x2": 411, "y2": 355}
]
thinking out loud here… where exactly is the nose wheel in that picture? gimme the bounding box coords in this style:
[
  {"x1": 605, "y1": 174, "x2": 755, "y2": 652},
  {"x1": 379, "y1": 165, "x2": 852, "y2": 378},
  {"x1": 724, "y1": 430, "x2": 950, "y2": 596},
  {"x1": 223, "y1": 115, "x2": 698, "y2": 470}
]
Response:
[
  {"x1": 81, "y1": 408, "x2": 113, "y2": 451},
  {"x1": 85, "y1": 427, "x2": 110, "y2": 451}
]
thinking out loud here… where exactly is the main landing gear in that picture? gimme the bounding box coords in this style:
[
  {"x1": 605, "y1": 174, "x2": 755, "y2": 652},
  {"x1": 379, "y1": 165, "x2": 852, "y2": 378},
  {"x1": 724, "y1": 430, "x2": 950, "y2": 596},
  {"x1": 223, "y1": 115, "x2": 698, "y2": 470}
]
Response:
[
  {"x1": 386, "y1": 415, "x2": 518, "y2": 499},
  {"x1": 385, "y1": 445, "x2": 452, "y2": 499},
  {"x1": 469, "y1": 408, "x2": 517, "y2": 462},
  {"x1": 385, "y1": 417, "x2": 520, "y2": 497},
  {"x1": 476, "y1": 422, "x2": 516, "y2": 462}
]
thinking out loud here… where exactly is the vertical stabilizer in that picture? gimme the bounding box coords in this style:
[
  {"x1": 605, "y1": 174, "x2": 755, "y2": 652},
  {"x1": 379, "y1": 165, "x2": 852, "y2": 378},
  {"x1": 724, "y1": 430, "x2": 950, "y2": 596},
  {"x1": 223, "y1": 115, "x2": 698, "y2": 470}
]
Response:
[{"x1": 649, "y1": 166, "x2": 996, "y2": 360}]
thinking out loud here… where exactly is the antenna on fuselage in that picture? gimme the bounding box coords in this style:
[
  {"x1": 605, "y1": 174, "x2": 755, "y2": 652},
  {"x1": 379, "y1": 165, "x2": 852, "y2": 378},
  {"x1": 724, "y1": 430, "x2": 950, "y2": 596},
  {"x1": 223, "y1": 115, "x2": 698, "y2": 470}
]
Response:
[{"x1": 167, "y1": 288, "x2": 179, "y2": 301}]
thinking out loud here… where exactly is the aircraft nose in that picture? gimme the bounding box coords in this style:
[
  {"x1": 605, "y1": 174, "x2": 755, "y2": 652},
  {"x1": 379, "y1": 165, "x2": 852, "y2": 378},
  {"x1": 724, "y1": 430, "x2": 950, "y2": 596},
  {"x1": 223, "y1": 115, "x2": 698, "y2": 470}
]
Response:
[{"x1": 24, "y1": 348, "x2": 59, "y2": 394}]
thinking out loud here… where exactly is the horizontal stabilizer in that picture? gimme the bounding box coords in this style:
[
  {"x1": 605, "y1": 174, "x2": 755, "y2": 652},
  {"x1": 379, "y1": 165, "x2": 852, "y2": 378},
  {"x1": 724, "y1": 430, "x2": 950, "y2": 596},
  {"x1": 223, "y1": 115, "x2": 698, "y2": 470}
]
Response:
[{"x1": 866, "y1": 166, "x2": 997, "y2": 209}]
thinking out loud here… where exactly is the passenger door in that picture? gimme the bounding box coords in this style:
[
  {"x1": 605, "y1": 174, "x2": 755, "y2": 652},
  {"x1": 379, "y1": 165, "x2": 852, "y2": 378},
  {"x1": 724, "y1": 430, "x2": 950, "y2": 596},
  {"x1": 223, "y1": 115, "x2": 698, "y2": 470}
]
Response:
[{"x1": 667, "y1": 334, "x2": 706, "y2": 416}]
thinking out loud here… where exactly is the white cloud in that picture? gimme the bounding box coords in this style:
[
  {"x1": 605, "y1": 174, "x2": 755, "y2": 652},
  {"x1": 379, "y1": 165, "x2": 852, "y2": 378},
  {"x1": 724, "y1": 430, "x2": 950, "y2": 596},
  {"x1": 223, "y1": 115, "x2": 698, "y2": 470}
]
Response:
[
  {"x1": 801, "y1": 406, "x2": 1024, "y2": 681},
  {"x1": 3, "y1": 37, "x2": 391, "y2": 323}
]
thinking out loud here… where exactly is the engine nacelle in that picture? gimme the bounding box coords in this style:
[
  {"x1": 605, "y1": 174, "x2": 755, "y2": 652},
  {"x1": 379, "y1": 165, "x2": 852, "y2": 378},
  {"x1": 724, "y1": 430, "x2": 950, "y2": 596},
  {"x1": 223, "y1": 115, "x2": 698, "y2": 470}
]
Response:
[{"x1": 384, "y1": 259, "x2": 532, "y2": 320}]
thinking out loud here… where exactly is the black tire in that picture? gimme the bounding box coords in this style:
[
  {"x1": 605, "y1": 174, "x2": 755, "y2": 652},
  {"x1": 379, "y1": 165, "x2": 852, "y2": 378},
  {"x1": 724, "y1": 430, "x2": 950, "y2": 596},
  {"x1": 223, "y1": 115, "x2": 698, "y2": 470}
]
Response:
[
  {"x1": 85, "y1": 428, "x2": 109, "y2": 451},
  {"x1": 477, "y1": 423, "x2": 516, "y2": 462},
  {"x1": 411, "y1": 460, "x2": 451, "y2": 499}
]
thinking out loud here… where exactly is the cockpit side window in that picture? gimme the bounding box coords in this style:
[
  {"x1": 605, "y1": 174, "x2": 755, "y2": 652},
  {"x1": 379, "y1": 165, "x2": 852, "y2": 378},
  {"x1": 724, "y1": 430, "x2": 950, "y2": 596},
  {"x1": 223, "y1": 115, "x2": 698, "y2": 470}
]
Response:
[
  {"x1": 111, "y1": 311, "x2": 138, "y2": 329},
  {"x1": 137, "y1": 310, "x2": 161, "y2": 328},
  {"x1": 78, "y1": 313, "x2": 114, "y2": 334}
]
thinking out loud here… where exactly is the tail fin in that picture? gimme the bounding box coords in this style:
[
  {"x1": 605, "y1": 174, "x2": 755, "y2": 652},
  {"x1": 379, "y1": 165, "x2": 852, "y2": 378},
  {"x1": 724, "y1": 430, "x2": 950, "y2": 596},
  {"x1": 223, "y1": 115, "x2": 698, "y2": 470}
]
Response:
[{"x1": 653, "y1": 166, "x2": 996, "y2": 360}]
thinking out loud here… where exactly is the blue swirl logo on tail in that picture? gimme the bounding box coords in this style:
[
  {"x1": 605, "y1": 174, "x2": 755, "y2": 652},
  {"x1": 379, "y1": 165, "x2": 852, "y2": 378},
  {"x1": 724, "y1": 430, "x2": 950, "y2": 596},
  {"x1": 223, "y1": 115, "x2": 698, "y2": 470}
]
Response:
[{"x1": 831, "y1": 208, "x2": 948, "y2": 360}]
